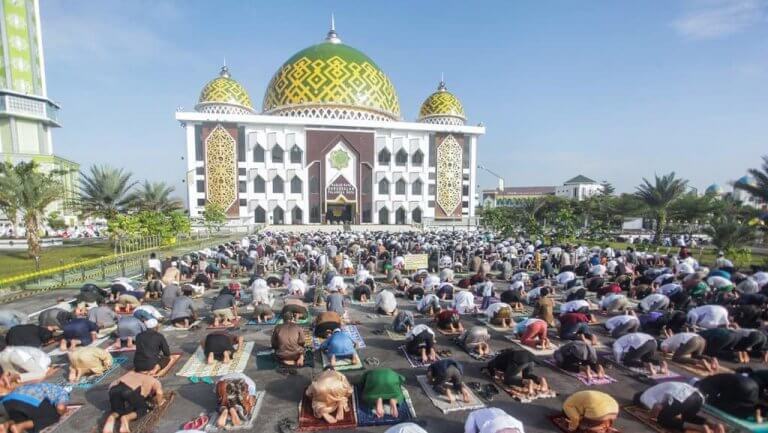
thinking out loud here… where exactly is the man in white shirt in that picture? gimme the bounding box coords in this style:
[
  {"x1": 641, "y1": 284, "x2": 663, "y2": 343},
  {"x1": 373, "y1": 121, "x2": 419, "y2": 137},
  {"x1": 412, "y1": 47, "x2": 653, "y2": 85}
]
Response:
[
  {"x1": 453, "y1": 290, "x2": 476, "y2": 315},
  {"x1": 561, "y1": 299, "x2": 593, "y2": 314},
  {"x1": 600, "y1": 293, "x2": 630, "y2": 314},
  {"x1": 636, "y1": 382, "x2": 723, "y2": 433},
  {"x1": 604, "y1": 313, "x2": 639, "y2": 338},
  {"x1": 686, "y1": 305, "x2": 729, "y2": 330},
  {"x1": 147, "y1": 253, "x2": 162, "y2": 276},
  {"x1": 660, "y1": 332, "x2": 717, "y2": 374},
  {"x1": 0, "y1": 346, "x2": 53, "y2": 382},
  {"x1": 484, "y1": 302, "x2": 513, "y2": 328},
  {"x1": 639, "y1": 293, "x2": 670, "y2": 313},
  {"x1": 613, "y1": 332, "x2": 668, "y2": 376},
  {"x1": 417, "y1": 293, "x2": 441, "y2": 315}
]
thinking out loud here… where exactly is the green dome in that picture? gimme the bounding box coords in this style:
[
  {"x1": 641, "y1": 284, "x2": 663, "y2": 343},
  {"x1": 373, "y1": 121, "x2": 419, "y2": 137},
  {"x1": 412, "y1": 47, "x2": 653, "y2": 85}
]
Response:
[
  {"x1": 418, "y1": 81, "x2": 466, "y2": 125},
  {"x1": 196, "y1": 66, "x2": 254, "y2": 114},
  {"x1": 262, "y1": 30, "x2": 400, "y2": 121}
]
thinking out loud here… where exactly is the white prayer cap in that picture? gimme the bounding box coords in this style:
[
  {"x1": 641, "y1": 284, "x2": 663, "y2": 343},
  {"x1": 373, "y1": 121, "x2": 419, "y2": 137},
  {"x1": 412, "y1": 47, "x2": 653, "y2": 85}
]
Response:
[
  {"x1": 384, "y1": 423, "x2": 428, "y2": 433},
  {"x1": 145, "y1": 319, "x2": 158, "y2": 329}
]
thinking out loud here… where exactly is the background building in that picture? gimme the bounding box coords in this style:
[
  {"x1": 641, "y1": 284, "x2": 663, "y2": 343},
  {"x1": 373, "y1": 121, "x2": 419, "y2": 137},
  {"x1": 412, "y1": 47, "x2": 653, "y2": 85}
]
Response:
[
  {"x1": 0, "y1": 0, "x2": 78, "y2": 223},
  {"x1": 555, "y1": 175, "x2": 603, "y2": 200},
  {"x1": 482, "y1": 174, "x2": 603, "y2": 208},
  {"x1": 177, "y1": 24, "x2": 484, "y2": 228}
]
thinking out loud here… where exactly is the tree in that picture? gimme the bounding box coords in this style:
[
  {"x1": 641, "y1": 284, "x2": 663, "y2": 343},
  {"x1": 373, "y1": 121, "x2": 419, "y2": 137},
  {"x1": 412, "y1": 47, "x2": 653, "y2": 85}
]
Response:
[
  {"x1": 128, "y1": 181, "x2": 184, "y2": 212},
  {"x1": 0, "y1": 161, "x2": 66, "y2": 257},
  {"x1": 734, "y1": 155, "x2": 768, "y2": 202},
  {"x1": 599, "y1": 181, "x2": 615, "y2": 196},
  {"x1": 668, "y1": 193, "x2": 718, "y2": 236},
  {"x1": 106, "y1": 210, "x2": 191, "y2": 247},
  {"x1": 46, "y1": 211, "x2": 67, "y2": 232},
  {"x1": 0, "y1": 164, "x2": 22, "y2": 238},
  {"x1": 201, "y1": 203, "x2": 227, "y2": 234},
  {"x1": 704, "y1": 215, "x2": 756, "y2": 253},
  {"x1": 78, "y1": 165, "x2": 136, "y2": 219},
  {"x1": 634, "y1": 172, "x2": 688, "y2": 244}
]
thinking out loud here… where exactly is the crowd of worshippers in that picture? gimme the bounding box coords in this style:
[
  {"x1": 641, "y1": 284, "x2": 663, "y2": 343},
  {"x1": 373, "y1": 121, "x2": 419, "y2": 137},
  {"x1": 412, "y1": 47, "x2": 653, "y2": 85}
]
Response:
[{"x1": 0, "y1": 230, "x2": 766, "y2": 433}]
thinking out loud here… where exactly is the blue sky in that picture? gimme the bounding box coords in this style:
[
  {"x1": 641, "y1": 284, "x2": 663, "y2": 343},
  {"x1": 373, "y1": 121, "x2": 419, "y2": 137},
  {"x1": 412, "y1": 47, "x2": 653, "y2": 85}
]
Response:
[{"x1": 41, "y1": 0, "x2": 768, "y2": 199}]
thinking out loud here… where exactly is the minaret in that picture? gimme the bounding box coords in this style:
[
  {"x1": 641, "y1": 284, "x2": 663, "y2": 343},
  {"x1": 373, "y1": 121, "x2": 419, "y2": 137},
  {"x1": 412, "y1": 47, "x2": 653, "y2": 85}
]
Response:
[{"x1": 326, "y1": 13, "x2": 341, "y2": 44}]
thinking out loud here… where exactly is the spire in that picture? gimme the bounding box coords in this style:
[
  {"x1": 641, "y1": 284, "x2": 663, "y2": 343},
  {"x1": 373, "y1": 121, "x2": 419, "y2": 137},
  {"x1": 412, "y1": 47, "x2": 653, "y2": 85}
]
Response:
[
  {"x1": 438, "y1": 72, "x2": 447, "y2": 91},
  {"x1": 326, "y1": 13, "x2": 341, "y2": 44},
  {"x1": 219, "y1": 63, "x2": 230, "y2": 78}
]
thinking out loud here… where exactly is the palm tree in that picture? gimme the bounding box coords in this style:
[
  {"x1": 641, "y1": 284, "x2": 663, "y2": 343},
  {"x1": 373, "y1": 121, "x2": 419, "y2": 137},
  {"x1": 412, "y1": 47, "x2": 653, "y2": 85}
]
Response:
[
  {"x1": 634, "y1": 172, "x2": 688, "y2": 244},
  {"x1": 0, "y1": 161, "x2": 66, "y2": 257},
  {"x1": 734, "y1": 155, "x2": 768, "y2": 203},
  {"x1": 128, "y1": 181, "x2": 184, "y2": 212},
  {"x1": 704, "y1": 215, "x2": 756, "y2": 252},
  {"x1": 0, "y1": 164, "x2": 22, "y2": 237},
  {"x1": 78, "y1": 165, "x2": 136, "y2": 219}
]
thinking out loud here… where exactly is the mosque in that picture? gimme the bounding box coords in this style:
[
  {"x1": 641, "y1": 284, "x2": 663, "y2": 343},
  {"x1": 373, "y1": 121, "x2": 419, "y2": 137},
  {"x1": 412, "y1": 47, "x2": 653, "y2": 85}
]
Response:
[{"x1": 176, "y1": 22, "x2": 484, "y2": 227}]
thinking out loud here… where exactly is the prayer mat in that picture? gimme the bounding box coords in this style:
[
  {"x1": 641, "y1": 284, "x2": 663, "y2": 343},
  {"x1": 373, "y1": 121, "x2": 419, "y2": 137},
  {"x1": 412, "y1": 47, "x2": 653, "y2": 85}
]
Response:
[
  {"x1": 152, "y1": 353, "x2": 182, "y2": 378},
  {"x1": 415, "y1": 375, "x2": 485, "y2": 414},
  {"x1": 133, "y1": 391, "x2": 176, "y2": 433},
  {"x1": 321, "y1": 350, "x2": 363, "y2": 371},
  {"x1": 548, "y1": 413, "x2": 620, "y2": 433},
  {"x1": 162, "y1": 319, "x2": 202, "y2": 332},
  {"x1": 704, "y1": 404, "x2": 768, "y2": 433},
  {"x1": 504, "y1": 335, "x2": 558, "y2": 356},
  {"x1": 204, "y1": 391, "x2": 266, "y2": 432},
  {"x1": 355, "y1": 385, "x2": 416, "y2": 427},
  {"x1": 278, "y1": 314, "x2": 311, "y2": 326},
  {"x1": 39, "y1": 404, "x2": 82, "y2": 433},
  {"x1": 58, "y1": 355, "x2": 128, "y2": 389},
  {"x1": 297, "y1": 390, "x2": 357, "y2": 432},
  {"x1": 623, "y1": 405, "x2": 675, "y2": 433},
  {"x1": 246, "y1": 315, "x2": 280, "y2": 326},
  {"x1": 350, "y1": 300, "x2": 375, "y2": 306},
  {"x1": 47, "y1": 337, "x2": 109, "y2": 357},
  {"x1": 176, "y1": 342, "x2": 254, "y2": 377},
  {"x1": 106, "y1": 340, "x2": 136, "y2": 353},
  {"x1": 255, "y1": 348, "x2": 314, "y2": 370},
  {"x1": 385, "y1": 329, "x2": 407, "y2": 341},
  {"x1": 541, "y1": 358, "x2": 617, "y2": 386},
  {"x1": 19, "y1": 366, "x2": 61, "y2": 383},
  {"x1": 312, "y1": 325, "x2": 366, "y2": 349},
  {"x1": 452, "y1": 338, "x2": 496, "y2": 361},
  {"x1": 398, "y1": 346, "x2": 441, "y2": 368},
  {"x1": 600, "y1": 354, "x2": 684, "y2": 382},
  {"x1": 484, "y1": 370, "x2": 558, "y2": 402},
  {"x1": 661, "y1": 354, "x2": 733, "y2": 377},
  {"x1": 207, "y1": 318, "x2": 242, "y2": 330}
]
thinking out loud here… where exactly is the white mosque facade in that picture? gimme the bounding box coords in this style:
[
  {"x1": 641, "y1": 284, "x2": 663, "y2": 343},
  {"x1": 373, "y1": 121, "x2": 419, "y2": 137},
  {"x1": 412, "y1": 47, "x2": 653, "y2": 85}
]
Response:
[{"x1": 176, "y1": 25, "x2": 484, "y2": 227}]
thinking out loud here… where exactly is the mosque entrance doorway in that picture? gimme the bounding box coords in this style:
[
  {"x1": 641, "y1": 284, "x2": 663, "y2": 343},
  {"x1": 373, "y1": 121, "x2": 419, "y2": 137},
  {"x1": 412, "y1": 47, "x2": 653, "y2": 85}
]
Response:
[{"x1": 326, "y1": 203, "x2": 355, "y2": 224}]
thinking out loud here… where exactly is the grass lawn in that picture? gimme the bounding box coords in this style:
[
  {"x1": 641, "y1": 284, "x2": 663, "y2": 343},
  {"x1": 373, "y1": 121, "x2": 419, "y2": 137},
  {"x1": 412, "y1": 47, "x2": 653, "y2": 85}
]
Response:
[
  {"x1": 0, "y1": 241, "x2": 114, "y2": 279},
  {"x1": 580, "y1": 240, "x2": 768, "y2": 268}
]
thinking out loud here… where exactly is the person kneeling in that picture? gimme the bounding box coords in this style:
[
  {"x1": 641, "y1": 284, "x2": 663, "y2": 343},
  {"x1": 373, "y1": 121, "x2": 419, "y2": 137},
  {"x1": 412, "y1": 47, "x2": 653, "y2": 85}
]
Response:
[
  {"x1": 554, "y1": 341, "x2": 606, "y2": 381},
  {"x1": 427, "y1": 359, "x2": 471, "y2": 404},
  {"x1": 484, "y1": 349, "x2": 549, "y2": 398},
  {"x1": 460, "y1": 326, "x2": 491, "y2": 357},
  {"x1": 360, "y1": 368, "x2": 406, "y2": 419},
  {"x1": 103, "y1": 371, "x2": 164, "y2": 433},
  {"x1": 636, "y1": 382, "x2": 725, "y2": 433},
  {"x1": 435, "y1": 309, "x2": 464, "y2": 333},
  {"x1": 215, "y1": 373, "x2": 257, "y2": 428},
  {"x1": 203, "y1": 332, "x2": 244, "y2": 365},
  {"x1": 320, "y1": 328, "x2": 359, "y2": 367},
  {"x1": 484, "y1": 303, "x2": 513, "y2": 329},
  {"x1": 305, "y1": 368, "x2": 353, "y2": 424},
  {"x1": 271, "y1": 312, "x2": 306, "y2": 367},
  {"x1": 562, "y1": 390, "x2": 618, "y2": 433},
  {"x1": 68, "y1": 347, "x2": 113, "y2": 383},
  {"x1": 0, "y1": 383, "x2": 71, "y2": 433},
  {"x1": 405, "y1": 324, "x2": 437, "y2": 364}
]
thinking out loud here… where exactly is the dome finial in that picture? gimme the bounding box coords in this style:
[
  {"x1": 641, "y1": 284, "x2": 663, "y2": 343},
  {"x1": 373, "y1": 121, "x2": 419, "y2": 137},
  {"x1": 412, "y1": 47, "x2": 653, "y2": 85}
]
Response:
[
  {"x1": 220, "y1": 62, "x2": 230, "y2": 78},
  {"x1": 438, "y1": 72, "x2": 447, "y2": 91},
  {"x1": 326, "y1": 13, "x2": 342, "y2": 44}
]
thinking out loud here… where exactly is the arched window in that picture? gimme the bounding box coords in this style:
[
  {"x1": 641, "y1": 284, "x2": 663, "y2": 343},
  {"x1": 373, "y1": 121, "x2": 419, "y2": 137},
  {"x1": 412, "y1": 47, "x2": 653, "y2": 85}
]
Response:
[
  {"x1": 254, "y1": 206, "x2": 265, "y2": 223},
  {"x1": 290, "y1": 176, "x2": 302, "y2": 194},
  {"x1": 362, "y1": 175, "x2": 371, "y2": 194},
  {"x1": 310, "y1": 205, "x2": 321, "y2": 223},
  {"x1": 378, "y1": 148, "x2": 391, "y2": 164},
  {"x1": 271, "y1": 145, "x2": 284, "y2": 163},
  {"x1": 395, "y1": 207, "x2": 407, "y2": 225},
  {"x1": 412, "y1": 179, "x2": 423, "y2": 195},
  {"x1": 292, "y1": 207, "x2": 303, "y2": 224},
  {"x1": 253, "y1": 176, "x2": 265, "y2": 193},
  {"x1": 253, "y1": 145, "x2": 265, "y2": 163},
  {"x1": 395, "y1": 179, "x2": 406, "y2": 195},
  {"x1": 309, "y1": 176, "x2": 319, "y2": 194},
  {"x1": 290, "y1": 146, "x2": 302, "y2": 164},
  {"x1": 378, "y1": 178, "x2": 389, "y2": 195},
  {"x1": 378, "y1": 207, "x2": 389, "y2": 224},
  {"x1": 273, "y1": 207, "x2": 284, "y2": 224},
  {"x1": 411, "y1": 149, "x2": 423, "y2": 166},
  {"x1": 272, "y1": 176, "x2": 284, "y2": 193},
  {"x1": 395, "y1": 149, "x2": 408, "y2": 166},
  {"x1": 412, "y1": 207, "x2": 422, "y2": 223}
]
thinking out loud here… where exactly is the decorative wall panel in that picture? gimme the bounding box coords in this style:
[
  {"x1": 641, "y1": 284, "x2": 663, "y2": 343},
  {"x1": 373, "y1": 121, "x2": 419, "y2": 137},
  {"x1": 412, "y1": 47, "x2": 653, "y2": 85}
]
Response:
[
  {"x1": 204, "y1": 124, "x2": 237, "y2": 214},
  {"x1": 435, "y1": 134, "x2": 462, "y2": 218}
]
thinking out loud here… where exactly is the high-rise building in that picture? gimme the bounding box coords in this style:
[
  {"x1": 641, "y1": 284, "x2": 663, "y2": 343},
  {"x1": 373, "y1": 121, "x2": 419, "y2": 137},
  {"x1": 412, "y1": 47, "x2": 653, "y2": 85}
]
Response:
[{"x1": 0, "y1": 0, "x2": 78, "y2": 223}]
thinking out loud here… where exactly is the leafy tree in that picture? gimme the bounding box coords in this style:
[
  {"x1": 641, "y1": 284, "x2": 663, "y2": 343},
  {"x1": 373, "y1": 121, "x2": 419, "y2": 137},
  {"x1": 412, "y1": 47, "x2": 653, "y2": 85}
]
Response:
[
  {"x1": 704, "y1": 214, "x2": 756, "y2": 254},
  {"x1": 734, "y1": 155, "x2": 768, "y2": 202},
  {"x1": 201, "y1": 203, "x2": 227, "y2": 234},
  {"x1": 600, "y1": 181, "x2": 615, "y2": 196},
  {"x1": 0, "y1": 161, "x2": 66, "y2": 257},
  {"x1": 78, "y1": 165, "x2": 136, "y2": 219},
  {"x1": 46, "y1": 211, "x2": 68, "y2": 232},
  {"x1": 107, "y1": 210, "x2": 191, "y2": 246},
  {"x1": 0, "y1": 164, "x2": 22, "y2": 237},
  {"x1": 128, "y1": 181, "x2": 184, "y2": 212},
  {"x1": 634, "y1": 172, "x2": 688, "y2": 244},
  {"x1": 668, "y1": 193, "x2": 718, "y2": 236}
]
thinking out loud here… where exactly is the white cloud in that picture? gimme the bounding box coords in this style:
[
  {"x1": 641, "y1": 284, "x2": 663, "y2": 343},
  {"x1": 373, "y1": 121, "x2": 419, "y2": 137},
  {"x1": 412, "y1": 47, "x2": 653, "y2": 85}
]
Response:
[{"x1": 673, "y1": 0, "x2": 768, "y2": 39}]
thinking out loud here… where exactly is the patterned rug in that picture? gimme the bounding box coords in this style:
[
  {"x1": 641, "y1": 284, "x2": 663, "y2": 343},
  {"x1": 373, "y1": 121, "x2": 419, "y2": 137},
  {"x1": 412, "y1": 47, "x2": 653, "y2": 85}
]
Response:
[
  {"x1": 398, "y1": 346, "x2": 441, "y2": 368},
  {"x1": 541, "y1": 358, "x2": 617, "y2": 386},
  {"x1": 504, "y1": 336, "x2": 558, "y2": 356},
  {"x1": 355, "y1": 385, "x2": 415, "y2": 427},
  {"x1": 415, "y1": 375, "x2": 485, "y2": 414},
  {"x1": 485, "y1": 371, "x2": 558, "y2": 403},
  {"x1": 623, "y1": 405, "x2": 674, "y2": 433},
  {"x1": 600, "y1": 354, "x2": 683, "y2": 382},
  {"x1": 297, "y1": 390, "x2": 357, "y2": 431},
  {"x1": 176, "y1": 342, "x2": 254, "y2": 377},
  {"x1": 321, "y1": 350, "x2": 363, "y2": 371},
  {"x1": 162, "y1": 319, "x2": 202, "y2": 332},
  {"x1": 548, "y1": 413, "x2": 620, "y2": 433},
  {"x1": 106, "y1": 340, "x2": 136, "y2": 353},
  {"x1": 47, "y1": 337, "x2": 109, "y2": 357},
  {"x1": 255, "y1": 348, "x2": 314, "y2": 370},
  {"x1": 58, "y1": 356, "x2": 128, "y2": 390},
  {"x1": 153, "y1": 353, "x2": 183, "y2": 378},
  {"x1": 204, "y1": 391, "x2": 266, "y2": 432},
  {"x1": 385, "y1": 329, "x2": 407, "y2": 341}
]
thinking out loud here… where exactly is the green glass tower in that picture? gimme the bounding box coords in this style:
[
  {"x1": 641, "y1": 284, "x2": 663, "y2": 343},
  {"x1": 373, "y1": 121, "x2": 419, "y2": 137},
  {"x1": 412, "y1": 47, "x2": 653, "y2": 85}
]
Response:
[{"x1": 0, "y1": 0, "x2": 78, "y2": 223}]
